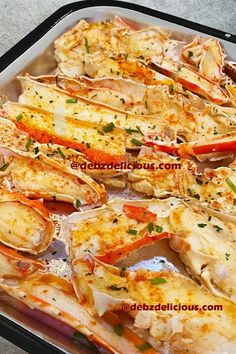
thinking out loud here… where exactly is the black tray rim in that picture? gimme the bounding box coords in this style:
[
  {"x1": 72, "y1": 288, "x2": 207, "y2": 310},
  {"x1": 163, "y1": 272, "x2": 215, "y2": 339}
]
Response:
[
  {"x1": 0, "y1": 0, "x2": 236, "y2": 73},
  {"x1": 0, "y1": 0, "x2": 236, "y2": 352}
]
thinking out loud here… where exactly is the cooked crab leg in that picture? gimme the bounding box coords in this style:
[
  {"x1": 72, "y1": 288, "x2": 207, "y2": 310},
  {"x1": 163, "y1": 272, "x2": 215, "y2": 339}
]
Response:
[
  {"x1": 0, "y1": 146, "x2": 106, "y2": 208},
  {"x1": 0, "y1": 190, "x2": 54, "y2": 254},
  {"x1": 0, "y1": 245, "x2": 157, "y2": 354},
  {"x1": 18, "y1": 76, "x2": 236, "y2": 147},
  {"x1": 0, "y1": 115, "x2": 120, "y2": 182},
  {"x1": 3, "y1": 101, "x2": 126, "y2": 164},
  {"x1": 64, "y1": 197, "x2": 178, "y2": 264},
  {"x1": 18, "y1": 76, "x2": 175, "y2": 147},
  {"x1": 128, "y1": 148, "x2": 236, "y2": 215},
  {"x1": 168, "y1": 202, "x2": 236, "y2": 303},
  {"x1": 72, "y1": 254, "x2": 236, "y2": 354}
]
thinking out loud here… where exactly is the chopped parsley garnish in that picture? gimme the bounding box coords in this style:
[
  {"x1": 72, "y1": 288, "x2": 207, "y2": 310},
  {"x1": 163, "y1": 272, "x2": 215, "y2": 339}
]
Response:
[
  {"x1": 169, "y1": 83, "x2": 174, "y2": 94},
  {"x1": 57, "y1": 147, "x2": 66, "y2": 158},
  {"x1": 125, "y1": 128, "x2": 139, "y2": 134},
  {"x1": 148, "y1": 222, "x2": 154, "y2": 233},
  {"x1": 66, "y1": 98, "x2": 77, "y2": 103},
  {"x1": 114, "y1": 324, "x2": 124, "y2": 336},
  {"x1": 25, "y1": 137, "x2": 32, "y2": 151},
  {"x1": 109, "y1": 285, "x2": 128, "y2": 292},
  {"x1": 84, "y1": 37, "x2": 90, "y2": 53},
  {"x1": 120, "y1": 98, "x2": 125, "y2": 104},
  {"x1": 73, "y1": 332, "x2": 99, "y2": 353},
  {"x1": 131, "y1": 138, "x2": 143, "y2": 146},
  {"x1": 91, "y1": 94, "x2": 97, "y2": 99},
  {"x1": 136, "y1": 125, "x2": 144, "y2": 136},
  {"x1": 75, "y1": 200, "x2": 82, "y2": 208},
  {"x1": 97, "y1": 129, "x2": 104, "y2": 135},
  {"x1": 187, "y1": 188, "x2": 200, "y2": 200},
  {"x1": 225, "y1": 253, "x2": 231, "y2": 260},
  {"x1": 34, "y1": 147, "x2": 39, "y2": 154},
  {"x1": 0, "y1": 162, "x2": 9, "y2": 171},
  {"x1": 196, "y1": 178, "x2": 202, "y2": 185},
  {"x1": 150, "y1": 277, "x2": 167, "y2": 285},
  {"x1": 137, "y1": 342, "x2": 152, "y2": 352},
  {"x1": 127, "y1": 229, "x2": 137, "y2": 235},
  {"x1": 213, "y1": 225, "x2": 223, "y2": 232},
  {"x1": 103, "y1": 122, "x2": 115, "y2": 132},
  {"x1": 226, "y1": 177, "x2": 236, "y2": 194},
  {"x1": 198, "y1": 223, "x2": 207, "y2": 228},
  {"x1": 120, "y1": 267, "x2": 126, "y2": 277},
  {"x1": 16, "y1": 114, "x2": 23, "y2": 121},
  {"x1": 156, "y1": 225, "x2": 163, "y2": 233},
  {"x1": 86, "y1": 142, "x2": 91, "y2": 148},
  {"x1": 188, "y1": 50, "x2": 193, "y2": 58}
]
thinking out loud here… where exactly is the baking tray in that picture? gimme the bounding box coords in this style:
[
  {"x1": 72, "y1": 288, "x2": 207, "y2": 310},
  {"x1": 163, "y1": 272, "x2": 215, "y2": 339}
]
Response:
[{"x1": 0, "y1": 1, "x2": 236, "y2": 353}]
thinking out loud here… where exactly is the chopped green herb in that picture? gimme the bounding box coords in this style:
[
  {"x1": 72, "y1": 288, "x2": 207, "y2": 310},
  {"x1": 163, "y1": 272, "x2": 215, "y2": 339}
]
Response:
[
  {"x1": 145, "y1": 99, "x2": 148, "y2": 109},
  {"x1": 213, "y1": 225, "x2": 223, "y2": 232},
  {"x1": 156, "y1": 225, "x2": 163, "y2": 233},
  {"x1": 150, "y1": 277, "x2": 167, "y2": 285},
  {"x1": 73, "y1": 332, "x2": 99, "y2": 353},
  {"x1": 57, "y1": 147, "x2": 66, "y2": 158},
  {"x1": 103, "y1": 122, "x2": 115, "y2": 132},
  {"x1": 169, "y1": 83, "x2": 174, "y2": 94},
  {"x1": 75, "y1": 200, "x2": 82, "y2": 208},
  {"x1": 187, "y1": 188, "x2": 200, "y2": 200},
  {"x1": 136, "y1": 126, "x2": 144, "y2": 136},
  {"x1": 16, "y1": 114, "x2": 23, "y2": 121},
  {"x1": 34, "y1": 147, "x2": 39, "y2": 154},
  {"x1": 97, "y1": 130, "x2": 105, "y2": 135},
  {"x1": 125, "y1": 128, "x2": 139, "y2": 134},
  {"x1": 188, "y1": 51, "x2": 193, "y2": 58},
  {"x1": 0, "y1": 162, "x2": 9, "y2": 171},
  {"x1": 225, "y1": 253, "x2": 231, "y2": 260},
  {"x1": 25, "y1": 137, "x2": 32, "y2": 151},
  {"x1": 137, "y1": 342, "x2": 152, "y2": 352},
  {"x1": 226, "y1": 177, "x2": 236, "y2": 194},
  {"x1": 120, "y1": 98, "x2": 125, "y2": 104},
  {"x1": 131, "y1": 138, "x2": 143, "y2": 146},
  {"x1": 208, "y1": 216, "x2": 212, "y2": 221},
  {"x1": 127, "y1": 229, "x2": 137, "y2": 235},
  {"x1": 198, "y1": 223, "x2": 207, "y2": 228},
  {"x1": 86, "y1": 143, "x2": 91, "y2": 148},
  {"x1": 196, "y1": 178, "x2": 202, "y2": 185},
  {"x1": 91, "y1": 94, "x2": 97, "y2": 99},
  {"x1": 84, "y1": 37, "x2": 90, "y2": 53},
  {"x1": 66, "y1": 98, "x2": 77, "y2": 103},
  {"x1": 109, "y1": 285, "x2": 128, "y2": 292},
  {"x1": 114, "y1": 324, "x2": 124, "y2": 336},
  {"x1": 120, "y1": 266, "x2": 126, "y2": 277},
  {"x1": 148, "y1": 222, "x2": 154, "y2": 233}
]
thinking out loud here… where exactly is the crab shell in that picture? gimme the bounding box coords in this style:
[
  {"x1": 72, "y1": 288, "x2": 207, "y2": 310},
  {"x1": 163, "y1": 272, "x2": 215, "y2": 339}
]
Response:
[
  {"x1": 63, "y1": 197, "x2": 180, "y2": 265},
  {"x1": 0, "y1": 244, "x2": 157, "y2": 354},
  {"x1": 128, "y1": 148, "x2": 236, "y2": 216},
  {"x1": 17, "y1": 75, "x2": 175, "y2": 149},
  {"x1": 168, "y1": 201, "x2": 236, "y2": 304},
  {"x1": 0, "y1": 190, "x2": 54, "y2": 254},
  {"x1": 3, "y1": 100, "x2": 126, "y2": 165},
  {"x1": 72, "y1": 254, "x2": 236, "y2": 354},
  {"x1": 182, "y1": 38, "x2": 225, "y2": 83},
  {"x1": 0, "y1": 145, "x2": 107, "y2": 208}
]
